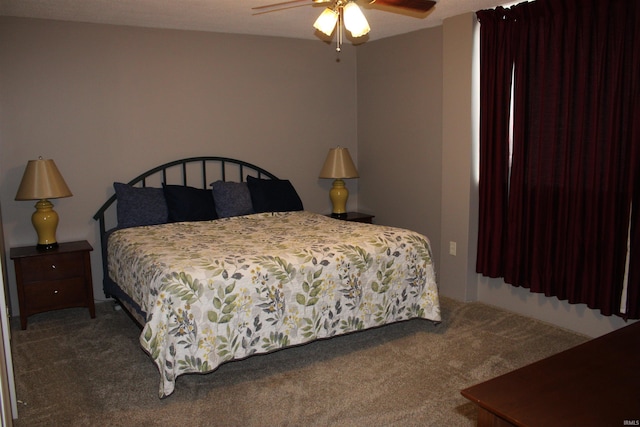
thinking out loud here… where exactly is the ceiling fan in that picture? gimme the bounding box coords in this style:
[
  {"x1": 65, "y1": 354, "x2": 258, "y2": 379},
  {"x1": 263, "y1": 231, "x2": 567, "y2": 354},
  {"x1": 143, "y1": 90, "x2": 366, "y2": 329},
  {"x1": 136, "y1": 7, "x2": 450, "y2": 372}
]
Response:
[{"x1": 252, "y1": 0, "x2": 436, "y2": 52}]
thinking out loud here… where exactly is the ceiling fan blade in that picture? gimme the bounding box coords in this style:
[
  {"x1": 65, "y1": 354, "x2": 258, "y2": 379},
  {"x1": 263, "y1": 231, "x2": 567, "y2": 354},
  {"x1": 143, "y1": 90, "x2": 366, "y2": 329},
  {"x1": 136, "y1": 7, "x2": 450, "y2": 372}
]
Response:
[
  {"x1": 252, "y1": 0, "x2": 330, "y2": 11},
  {"x1": 371, "y1": 0, "x2": 436, "y2": 13},
  {"x1": 252, "y1": 3, "x2": 314, "y2": 15},
  {"x1": 252, "y1": 0, "x2": 307, "y2": 11}
]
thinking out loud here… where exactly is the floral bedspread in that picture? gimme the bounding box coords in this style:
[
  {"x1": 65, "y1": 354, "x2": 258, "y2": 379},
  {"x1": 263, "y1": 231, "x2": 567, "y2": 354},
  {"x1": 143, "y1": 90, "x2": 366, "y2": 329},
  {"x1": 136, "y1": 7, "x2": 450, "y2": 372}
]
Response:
[{"x1": 108, "y1": 211, "x2": 440, "y2": 397}]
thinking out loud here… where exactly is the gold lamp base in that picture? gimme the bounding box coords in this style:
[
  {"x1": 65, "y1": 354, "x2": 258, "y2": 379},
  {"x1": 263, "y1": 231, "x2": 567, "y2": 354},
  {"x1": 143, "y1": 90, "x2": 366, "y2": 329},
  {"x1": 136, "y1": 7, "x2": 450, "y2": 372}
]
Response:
[
  {"x1": 329, "y1": 179, "x2": 349, "y2": 218},
  {"x1": 32, "y1": 199, "x2": 59, "y2": 251}
]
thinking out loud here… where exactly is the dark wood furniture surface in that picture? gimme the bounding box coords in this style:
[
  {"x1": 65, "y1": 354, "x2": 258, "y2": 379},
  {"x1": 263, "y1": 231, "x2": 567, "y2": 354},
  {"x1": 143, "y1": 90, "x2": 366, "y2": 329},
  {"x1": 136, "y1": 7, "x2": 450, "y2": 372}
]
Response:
[
  {"x1": 329, "y1": 212, "x2": 375, "y2": 224},
  {"x1": 461, "y1": 320, "x2": 640, "y2": 427},
  {"x1": 10, "y1": 240, "x2": 95, "y2": 330}
]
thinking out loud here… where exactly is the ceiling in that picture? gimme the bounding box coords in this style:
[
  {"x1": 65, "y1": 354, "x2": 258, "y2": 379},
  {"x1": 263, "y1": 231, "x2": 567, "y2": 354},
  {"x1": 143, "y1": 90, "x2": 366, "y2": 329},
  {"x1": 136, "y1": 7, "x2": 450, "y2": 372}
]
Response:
[{"x1": 0, "y1": 0, "x2": 516, "y2": 42}]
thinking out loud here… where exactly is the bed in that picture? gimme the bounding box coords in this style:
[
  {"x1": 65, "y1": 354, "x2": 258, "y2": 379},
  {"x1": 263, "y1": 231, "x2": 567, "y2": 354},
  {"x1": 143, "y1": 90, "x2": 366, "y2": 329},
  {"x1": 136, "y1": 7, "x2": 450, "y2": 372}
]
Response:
[{"x1": 93, "y1": 157, "x2": 441, "y2": 397}]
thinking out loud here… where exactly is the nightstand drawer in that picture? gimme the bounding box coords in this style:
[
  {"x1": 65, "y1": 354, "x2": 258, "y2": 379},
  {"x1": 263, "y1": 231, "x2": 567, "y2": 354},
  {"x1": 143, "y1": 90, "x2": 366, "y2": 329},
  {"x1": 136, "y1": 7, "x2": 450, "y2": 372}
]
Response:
[
  {"x1": 10, "y1": 240, "x2": 95, "y2": 329},
  {"x1": 23, "y1": 278, "x2": 87, "y2": 312},
  {"x1": 19, "y1": 252, "x2": 85, "y2": 282}
]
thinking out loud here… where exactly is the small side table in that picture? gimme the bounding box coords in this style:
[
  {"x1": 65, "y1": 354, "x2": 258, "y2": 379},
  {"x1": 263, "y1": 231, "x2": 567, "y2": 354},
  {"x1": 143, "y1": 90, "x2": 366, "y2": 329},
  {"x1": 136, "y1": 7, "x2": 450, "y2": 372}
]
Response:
[
  {"x1": 327, "y1": 212, "x2": 375, "y2": 224},
  {"x1": 10, "y1": 240, "x2": 95, "y2": 330}
]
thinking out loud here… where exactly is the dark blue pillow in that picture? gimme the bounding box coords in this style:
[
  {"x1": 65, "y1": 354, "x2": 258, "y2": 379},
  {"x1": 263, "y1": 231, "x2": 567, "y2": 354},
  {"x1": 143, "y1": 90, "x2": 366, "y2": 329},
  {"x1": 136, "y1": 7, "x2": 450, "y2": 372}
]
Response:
[
  {"x1": 163, "y1": 184, "x2": 217, "y2": 222},
  {"x1": 246, "y1": 176, "x2": 303, "y2": 213},
  {"x1": 211, "y1": 181, "x2": 254, "y2": 218},
  {"x1": 113, "y1": 182, "x2": 168, "y2": 229}
]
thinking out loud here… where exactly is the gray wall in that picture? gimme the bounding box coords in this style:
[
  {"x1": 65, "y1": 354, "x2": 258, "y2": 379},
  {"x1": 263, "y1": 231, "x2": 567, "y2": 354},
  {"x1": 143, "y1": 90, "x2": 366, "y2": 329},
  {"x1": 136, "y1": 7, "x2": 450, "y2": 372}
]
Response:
[{"x1": 356, "y1": 27, "x2": 443, "y2": 276}]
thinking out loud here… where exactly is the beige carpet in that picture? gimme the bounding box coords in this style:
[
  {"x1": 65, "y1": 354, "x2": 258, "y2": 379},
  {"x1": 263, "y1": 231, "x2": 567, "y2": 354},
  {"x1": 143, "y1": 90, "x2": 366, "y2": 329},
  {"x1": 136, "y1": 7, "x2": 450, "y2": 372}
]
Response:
[{"x1": 10, "y1": 297, "x2": 587, "y2": 426}]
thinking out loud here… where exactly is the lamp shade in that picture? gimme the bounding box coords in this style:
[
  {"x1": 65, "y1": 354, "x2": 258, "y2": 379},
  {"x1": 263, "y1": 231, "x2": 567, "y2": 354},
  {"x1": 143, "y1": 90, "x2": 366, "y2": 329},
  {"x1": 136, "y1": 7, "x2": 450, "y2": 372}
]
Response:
[
  {"x1": 313, "y1": 7, "x2": 339, "y2": 36},
  {"x1": 343, "y1": 2, "x2": 370, "y2": 37},
  {"x1": 15, "y1": 158, "x2": 73, "y2": 201},
  {"x1": 319, "y1": 147, "x2": 359, "y2": 179}
]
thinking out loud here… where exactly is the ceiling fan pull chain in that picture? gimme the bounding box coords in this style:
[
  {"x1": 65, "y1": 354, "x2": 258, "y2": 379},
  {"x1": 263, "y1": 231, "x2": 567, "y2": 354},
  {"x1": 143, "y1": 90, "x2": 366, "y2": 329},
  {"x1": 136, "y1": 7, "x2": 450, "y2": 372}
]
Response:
[{"x1": 336, "y1": 7, "x2": 342, "y2": 52}]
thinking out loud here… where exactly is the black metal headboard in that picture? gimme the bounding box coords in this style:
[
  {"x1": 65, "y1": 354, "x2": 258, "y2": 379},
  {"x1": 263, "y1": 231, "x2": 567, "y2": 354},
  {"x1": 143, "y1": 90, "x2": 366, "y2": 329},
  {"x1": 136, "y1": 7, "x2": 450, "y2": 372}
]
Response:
[
  {"x1": 93, "y1": 156, "x2": 278, "y2": 235},
  {"x1": 92, "y1": 156, "x2": 278, "y2": 309}
]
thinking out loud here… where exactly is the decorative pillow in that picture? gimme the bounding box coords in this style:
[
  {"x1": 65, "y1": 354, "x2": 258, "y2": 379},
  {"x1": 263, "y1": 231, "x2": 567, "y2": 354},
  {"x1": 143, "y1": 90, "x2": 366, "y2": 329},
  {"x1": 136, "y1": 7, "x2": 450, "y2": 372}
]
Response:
[
  {"x1": 162, "y1": 184, "x2": 218, "y2": 222},
  {"x1": 211, "y1": 181, "x2": 254, "y2": 218},
  {"x1": 113, "y1": 182, "x2": 168, "y2": 229},
  {"x1": 246, "y1": 176, "x2": 304, "y2": 213}
]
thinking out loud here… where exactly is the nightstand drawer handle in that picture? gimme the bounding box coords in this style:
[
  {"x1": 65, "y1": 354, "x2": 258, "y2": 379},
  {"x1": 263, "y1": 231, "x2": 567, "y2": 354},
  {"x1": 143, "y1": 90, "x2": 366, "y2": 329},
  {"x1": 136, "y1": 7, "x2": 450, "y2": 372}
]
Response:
[
  {"x1": 54, "y1": 290, "x2": 59, "y2": 294},
  {"x1": 51, "y1": 264, "x2": 56, "y2": 269}
]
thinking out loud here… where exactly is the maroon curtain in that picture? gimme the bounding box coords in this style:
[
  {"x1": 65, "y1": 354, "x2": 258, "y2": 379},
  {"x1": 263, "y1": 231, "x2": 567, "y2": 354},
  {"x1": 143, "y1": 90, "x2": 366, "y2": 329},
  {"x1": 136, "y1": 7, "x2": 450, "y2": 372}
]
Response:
[
  {"x1": 475, "y1": 7, "x2": 514, "y2": 278},
  {"x1": 476, "y1": 0, "x2": 640, "y2": 318}
]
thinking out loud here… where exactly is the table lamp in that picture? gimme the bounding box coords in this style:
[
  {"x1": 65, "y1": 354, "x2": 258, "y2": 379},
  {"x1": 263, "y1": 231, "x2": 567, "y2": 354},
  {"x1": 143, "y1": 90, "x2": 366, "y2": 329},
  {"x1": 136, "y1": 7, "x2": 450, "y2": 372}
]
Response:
[
  {"x1": 15, "y1": 157, "x2": 73, "y2": 251},
  {"x1": 319, "y1": 147, "x2": 359, "y2": 218}
]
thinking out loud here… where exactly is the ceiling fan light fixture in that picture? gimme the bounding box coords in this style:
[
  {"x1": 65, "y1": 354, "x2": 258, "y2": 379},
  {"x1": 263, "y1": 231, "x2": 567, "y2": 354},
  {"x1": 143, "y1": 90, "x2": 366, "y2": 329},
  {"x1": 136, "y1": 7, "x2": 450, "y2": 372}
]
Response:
[
  {"x1": 313, "y1": 7, "x2": 339, "y2": 36},
  {"x1": 343, "y1": 2, "x2": 370, "y2": 37}
]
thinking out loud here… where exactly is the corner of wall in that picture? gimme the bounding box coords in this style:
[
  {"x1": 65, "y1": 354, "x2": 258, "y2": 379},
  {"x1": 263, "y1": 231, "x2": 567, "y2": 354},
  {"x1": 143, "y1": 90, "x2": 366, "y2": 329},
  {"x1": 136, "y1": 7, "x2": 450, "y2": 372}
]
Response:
[{"x1": 439, "y1": 12, "x2": 477, "y2": 302}]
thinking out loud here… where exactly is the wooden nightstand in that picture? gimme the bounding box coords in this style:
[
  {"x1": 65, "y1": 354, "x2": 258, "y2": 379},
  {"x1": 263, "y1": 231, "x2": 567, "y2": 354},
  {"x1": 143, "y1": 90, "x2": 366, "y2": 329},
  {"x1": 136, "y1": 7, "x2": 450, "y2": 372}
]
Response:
[
  {"x1": 327, "y1": 212, "x2": 375, "y2": 224},
  {"x1": 10, "y1": 240, "x2": 95, "y2": 330}
]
